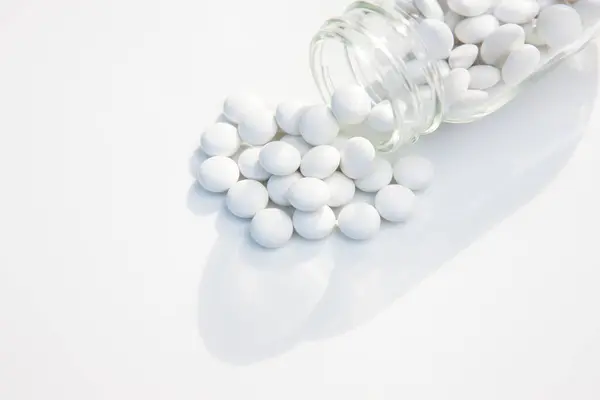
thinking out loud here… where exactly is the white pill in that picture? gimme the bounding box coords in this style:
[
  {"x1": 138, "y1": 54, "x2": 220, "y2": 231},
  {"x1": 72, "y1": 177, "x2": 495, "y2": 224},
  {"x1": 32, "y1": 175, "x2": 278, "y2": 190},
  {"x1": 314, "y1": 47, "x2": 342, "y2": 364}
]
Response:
[
  {"x1": 275, "y1": 101, "x2": 306, "y2": 136},
  {"x1": 405, "y1": 59, "x2": 428, "y2": 85},
  {"x1": 287, "y1": 177, "x2": 330, "y2": 212},
  {"x1": 238, "y1": 110, "x2": 278, "y2": 146},
  {"x1": 280, "y1": 135, "x2": 312, "y2": 156},
  {"x1": 355, "y1": 158, "x2": 393, "y2": 193},
  {"x1": 250, "y1": 208, "x2": 294, "y2": 249},
  {"x1": 375, "y1": 185, "x2": 417, "y2": 222},
  {"x1": 448, "y1": 44, "x2": 479, "y2": 69},
  {"x1": 536, "y1": 4, "x2": 583, "y2": 49},
  {"x1": 324, "y1": 172, "x2": 356, "y2": 208},
  {"x1": 237, "y1": 147, "x2": 271, "y2": 181},
  {"x1": 468, "y1": 65, "x2": 501, "y2": 90},
  {"x1": 502, "y1": 44, "x2": 541, "y2": 86},
  {"x1": 340, "y1": 136, "x2": 376, "y2": 179},
  {"x1": 258, "y1": 141, "x2": 301, "y2": 176},
  {"x1": 300, "y1": 145, "x2": 340, "y2": 179},
  {"x1": 454, "y1": 15, "x2": 500, "y2": 44},
  {"x1": 393, "y1": 155, "x2": 435, "y2": 191},
  {"x1": 443, "y1": 68, "x2": 470, "y2": 106},
  {"x1": 494, "y1": 0, "x2": 540, "y2": 24},
  {"x1": 415, "y1": 19, "x2": 455, "y2": 60},
  {"x1": 293, "y1": 206, "x2": 337, "y2": 240},
  {"x1": 226, "y1": 180, "x2": 269, "y2": 219},
  {"x1": 330, "y1": 85, "x2": 373, "y2": 126},
  {"x1": 338, "y1": 203, "x2": 381, "y2": 241},
  {"x1": 223, "y1": 93, "x2": 264, "y2": 124},
  {"x1": 200, "y1": 122, "x2": 241, "y2": 157},
  {"x1": 197, "y1": 156, "x2": 240, "y2": 193},
  {"x1": 266, "y1": 172, "x2": 302, "y2": 206},
  {"x1": 366, "y1": 100, "x2": 397, "y2": 133},
  {"x1": 447, "y1": 0, "x2": 493, "y2": 17},
  {"x1": 480, "y1": 23, "x2": 526, "y2": 66},
  {"x1": 299, "y1": 105, "x2": 340, "y2": 146},
  {"x1": 414, "y1": 0, "x2": 445, "y2": 19}
]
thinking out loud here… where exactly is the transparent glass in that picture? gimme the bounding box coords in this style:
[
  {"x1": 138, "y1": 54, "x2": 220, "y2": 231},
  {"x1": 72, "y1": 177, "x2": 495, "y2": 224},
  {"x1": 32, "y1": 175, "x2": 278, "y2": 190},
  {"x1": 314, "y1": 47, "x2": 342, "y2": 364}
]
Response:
[{"x1": 310, "y1": 0, "x2": 600, "y2": 151}]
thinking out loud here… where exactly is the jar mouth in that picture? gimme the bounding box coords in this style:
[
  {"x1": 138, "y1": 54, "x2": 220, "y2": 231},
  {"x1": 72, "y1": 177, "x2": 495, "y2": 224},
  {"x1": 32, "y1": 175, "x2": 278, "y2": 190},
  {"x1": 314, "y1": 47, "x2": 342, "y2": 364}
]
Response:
[{"x1": 309, "y1": 1, "x2": 444, "y2": 151}]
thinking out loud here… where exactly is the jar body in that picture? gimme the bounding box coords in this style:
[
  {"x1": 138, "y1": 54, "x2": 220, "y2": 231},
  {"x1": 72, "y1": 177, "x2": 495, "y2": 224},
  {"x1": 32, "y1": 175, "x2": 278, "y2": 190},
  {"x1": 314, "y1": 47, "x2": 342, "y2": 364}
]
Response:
[{"x1": 310, "y1": 0, "x2": 600, "y2": 150}]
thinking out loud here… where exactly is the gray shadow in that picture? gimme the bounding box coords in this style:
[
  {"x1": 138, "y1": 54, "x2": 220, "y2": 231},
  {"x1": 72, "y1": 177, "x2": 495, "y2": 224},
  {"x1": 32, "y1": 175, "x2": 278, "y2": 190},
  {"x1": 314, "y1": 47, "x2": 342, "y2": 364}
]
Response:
[{"x1": 190, "y1": 45, "x2": 598, "y2": 365}]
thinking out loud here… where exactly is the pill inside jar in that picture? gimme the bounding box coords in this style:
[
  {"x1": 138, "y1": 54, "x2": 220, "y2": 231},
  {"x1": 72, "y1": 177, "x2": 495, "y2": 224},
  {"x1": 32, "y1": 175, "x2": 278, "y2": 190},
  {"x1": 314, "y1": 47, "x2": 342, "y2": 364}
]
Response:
[{"x1": 310, "y1": 0, "x2": 600, "y2": 151}]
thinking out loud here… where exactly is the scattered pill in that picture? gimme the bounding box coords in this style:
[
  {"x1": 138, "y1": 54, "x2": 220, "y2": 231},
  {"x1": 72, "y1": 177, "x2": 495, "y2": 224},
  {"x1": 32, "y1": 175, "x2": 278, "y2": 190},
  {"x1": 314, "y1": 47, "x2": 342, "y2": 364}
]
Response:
[
  {"x1": 223, "y1": 93, "x2": 264, "y2": 124},
  {"x1": 494, "y1": 0, "x2": 540, "y2": 24},
  {"x1": 238, "y1": 109, "x2": 278, "y2": 146},
  {"x1": 276, "y1": 101, "x2": 306, "y2": 135},
  {"x1": 226, "y1": 179, "x2": 269, "y2": 219},
  {"x1": 237, "y1": 147, "x2": 271, "y2": 181},
  {"x1": 293, "y1": 206, "x2": 337, "y2": 240},
  {"x1": 197, "y1": 156, "x2": 240, "y2": 193},
  {"x1": 266, "y1": 172, "x2": 302, "y2": 206},
  {"x1": 324, "y1": 172, "x2": 356, "y2": 208},
  {"x1": 300, "y1": 145, "x2": 341, "y2": 179},
  {"x1": 393, "y1": 155, "x2": 435, "y2": 191},
  {"x1": 259, "y1": 141, "x2": 302, "y2": 176},
  {"x1": 454, "y1": 14, "x2": 499, "y2": 44},
  {"x1": 366, "y1": 100, "x2": 397, "y2": 133},
  {"x1": 468, "y1": 65, "x2": 501, "y2": 90},
  {"x1": 447, "y1": 0, "x2": 492, "y2": 17},
  {"x1": 502, "y1": 44, "x2": 541, "y2": 86},
  {"x1": 331, "y1": 85, "x2": 373, "y2": 126},
  {"x1": 250, "y1": 208, "x2": 294, "y2": 249},
  {"x1": 375, "y1": 185, "x2": 417, "y2": 222},
  {"x1": 287, "y1": 177, "x2": 331, "y2": 212},
  {"x1": 448, "y1": 44, "x2": 479, "y2": 69},
  {"x1": 299, "y1": 104, "x2": 340, "y2": 146},
  {"x1": 340, "y1": 137, "x2": 376, "y2": 179},
  {"x1": 338, "y1": 203, "x2": 381, "y2": 241},
  {"x1": 200, "y1": 122, "x2": 241, "y2": 157},
  {"x1": 536, "y1": 4, "x2": 583, "y2": 49},
  {"x1": 355, "y1": 157, "x2": 393, "y2": 193},
  {"x1": 480, "y1": 23, "x2": 525, "y2": 67}
]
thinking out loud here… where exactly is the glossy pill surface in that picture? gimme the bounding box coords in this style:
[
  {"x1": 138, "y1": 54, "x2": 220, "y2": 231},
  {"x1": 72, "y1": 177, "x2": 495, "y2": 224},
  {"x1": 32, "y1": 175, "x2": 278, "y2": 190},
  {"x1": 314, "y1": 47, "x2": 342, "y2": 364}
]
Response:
[
  {"x1": 287, "y1": 177, "x2": 330, "y2": 212},
  {"x1": 226, "y1": 180, "x2": 269, "y2": 219},
  {"x1": 250, "y1": 208, "x2": 294, "y2": 249},
  {"x1": 338, "y1": 203, "x2": 381, "y2": 241},
  {"x1": 293, "y1": 206, "x2": 337, "y2": 240}
]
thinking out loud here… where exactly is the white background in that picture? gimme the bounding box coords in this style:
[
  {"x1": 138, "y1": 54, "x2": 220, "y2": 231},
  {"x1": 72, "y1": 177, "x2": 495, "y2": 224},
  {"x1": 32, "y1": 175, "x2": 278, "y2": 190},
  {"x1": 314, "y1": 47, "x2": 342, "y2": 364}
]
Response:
[{"x1": 1, "y1": 0, "x2": 600, "y2": 399}]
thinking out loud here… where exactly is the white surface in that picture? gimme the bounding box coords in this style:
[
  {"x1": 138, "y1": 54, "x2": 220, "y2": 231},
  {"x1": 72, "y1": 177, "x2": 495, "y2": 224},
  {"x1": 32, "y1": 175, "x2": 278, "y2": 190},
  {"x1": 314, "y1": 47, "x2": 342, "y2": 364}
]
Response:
[{"x1": 0, "y1": 1, "x2": 600, "y2": 399}]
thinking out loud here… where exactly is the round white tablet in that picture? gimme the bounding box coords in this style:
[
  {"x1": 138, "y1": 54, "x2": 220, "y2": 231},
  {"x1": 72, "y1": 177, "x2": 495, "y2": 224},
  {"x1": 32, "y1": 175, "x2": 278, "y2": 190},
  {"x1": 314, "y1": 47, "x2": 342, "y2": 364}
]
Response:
[
  {"x1": 300, "y1": 145, "x2": 341, "y2": 179},
  {"x1": 200, "y1": 122, "x2": 241, "y2": 157},
  {"x1": 415, "y1": 18, "x2": 455, "y2": 60},
  {"x1": 275, "y1": 101, "x2": 306, "y2": 136},
  {"x1": 293, "y1": 206, "x2": 337, "y2": 240},
  {"x1": 237, "y1": 147, "x2": 271, "y2": 181},
  {"x1": 226, "y1": 180, "x2": 269, "y2": 219},
  {"x1": 197, "y1": 156, "x2": 240, "y2": 193},
  {"x1": 393, "y1": 155, "x2": 435, "y2": 191},
  {"x1": 375, "y1": 185, "x2": 416, "y2": 222},
  {"x1": 299, "y1": 105, "x2": 340, "y2": 146},
  {"x1": 330, "y1": 84, "x2": 372, "y2": 126},
  {"x1": 355, "y1": 158, "x2": 393, "y2": 193},
  {"x1": 366, "y1": 101, "x2": 396, "y2": 133},
  {"x1": 340, "y1": 137, "x2": 376, "y2": 179},
  {"x1": 250, "y1": 208, "x2": 294, "y2": 249},
  {"x1": 223, "y1": 93, "x2": 264, "y2": 124},
  {"x1": 238, "y1": 110, "x2": 278, "y2": 146},
  {"x1": 287, "y1": 177, "x2": 330, "y2": 212},
  {"x1": 259, "y1": 141, "x2": 301, "y2": 176},
  {"x1": 337, "y1": 203, "x2": 381, "y2": 241},
  {"x1": 536, "y1": 4, "x2": 583, "y2": 49},
  {"x1": 280, "y1": 135, "x2": 313, "y2": 156},
  {"x1": 324, "y1": 172, "x2": 356, "y2": 208},
  {"x1": 266, "y1": 172, "x2": 302, "y2": 206}
]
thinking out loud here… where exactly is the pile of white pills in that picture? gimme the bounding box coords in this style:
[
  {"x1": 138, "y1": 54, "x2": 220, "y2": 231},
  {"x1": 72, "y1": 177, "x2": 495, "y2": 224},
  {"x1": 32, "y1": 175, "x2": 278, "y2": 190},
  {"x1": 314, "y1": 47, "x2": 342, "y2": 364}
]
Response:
[
  {"x1": 400, "y1": 0, "x2": 592, "y2": 110},
  {"x1": 193, "y1": 86, "x2": 434, "y2": 249}
]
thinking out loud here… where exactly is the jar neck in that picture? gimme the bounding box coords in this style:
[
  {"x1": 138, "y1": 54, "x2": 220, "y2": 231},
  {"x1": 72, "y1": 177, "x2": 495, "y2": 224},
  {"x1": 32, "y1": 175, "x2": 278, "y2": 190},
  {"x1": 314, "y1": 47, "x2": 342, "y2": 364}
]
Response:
[{"x1": 310, "y1": 1, "x2": 444, "y2": 151}]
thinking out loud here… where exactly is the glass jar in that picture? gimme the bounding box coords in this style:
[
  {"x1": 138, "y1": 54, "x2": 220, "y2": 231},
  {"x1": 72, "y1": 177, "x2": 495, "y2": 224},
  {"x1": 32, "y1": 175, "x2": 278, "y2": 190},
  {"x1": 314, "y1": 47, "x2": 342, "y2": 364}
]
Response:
[{"x1": 310, "y1": 0, "x2": 600, "y2": 151}]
